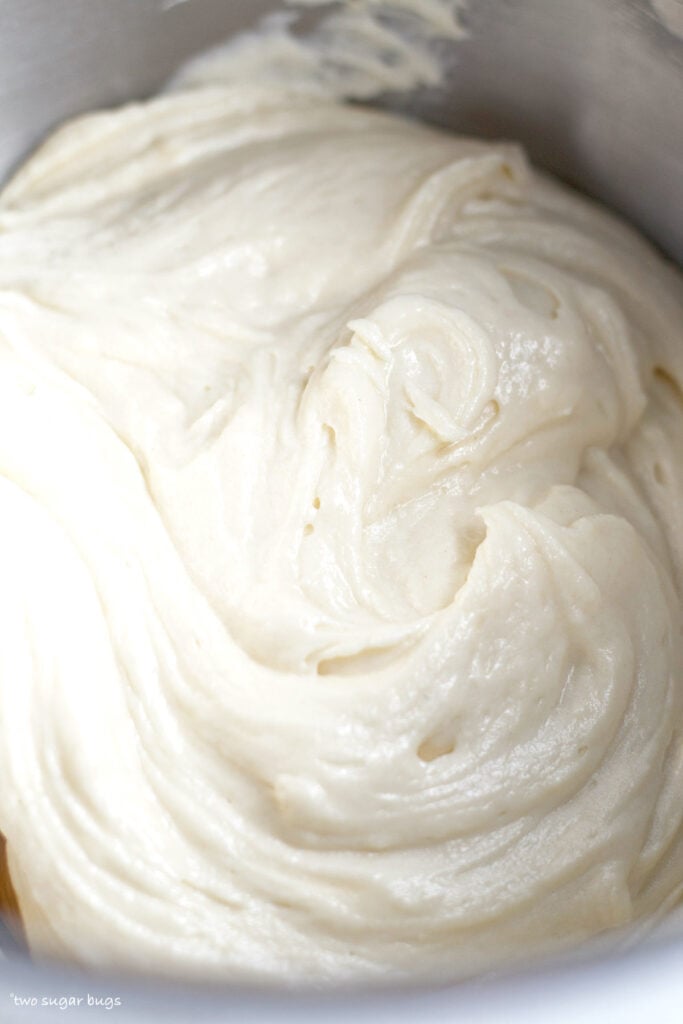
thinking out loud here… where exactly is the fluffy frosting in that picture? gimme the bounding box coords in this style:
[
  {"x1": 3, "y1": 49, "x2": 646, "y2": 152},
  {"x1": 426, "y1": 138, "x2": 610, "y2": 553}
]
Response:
[{"x1": 0, "y1": 79, "x2": 683, "y2": 982}]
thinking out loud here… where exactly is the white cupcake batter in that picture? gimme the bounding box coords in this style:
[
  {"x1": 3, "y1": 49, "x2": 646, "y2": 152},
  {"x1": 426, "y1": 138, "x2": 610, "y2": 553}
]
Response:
[{"x1": 0, "y1": 67, "x2": 683, "y2": 981}]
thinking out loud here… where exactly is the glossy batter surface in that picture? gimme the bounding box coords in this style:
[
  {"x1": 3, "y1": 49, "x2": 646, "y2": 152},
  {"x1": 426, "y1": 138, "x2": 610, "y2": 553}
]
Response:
[{"x1": 1, "y1": 79, "x2": 683, "y2": 980}]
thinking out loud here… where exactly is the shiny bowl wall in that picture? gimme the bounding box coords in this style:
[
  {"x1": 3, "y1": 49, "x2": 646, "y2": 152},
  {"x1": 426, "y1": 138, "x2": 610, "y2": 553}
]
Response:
[{"x1": 0, "y1": 0, "x2": 682, "y2": 1021}]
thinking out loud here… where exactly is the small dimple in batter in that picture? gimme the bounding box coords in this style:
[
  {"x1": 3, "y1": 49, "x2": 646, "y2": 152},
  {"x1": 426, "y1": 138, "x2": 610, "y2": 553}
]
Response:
[{"x1": 0, "y1": 75, "x2": 682, "y2": 981}]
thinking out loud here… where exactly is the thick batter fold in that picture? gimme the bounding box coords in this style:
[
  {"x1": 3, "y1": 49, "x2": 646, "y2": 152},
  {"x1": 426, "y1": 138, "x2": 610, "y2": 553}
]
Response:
[{"x1": 0, "y1": 65, "x2": 682, "y2": 981}]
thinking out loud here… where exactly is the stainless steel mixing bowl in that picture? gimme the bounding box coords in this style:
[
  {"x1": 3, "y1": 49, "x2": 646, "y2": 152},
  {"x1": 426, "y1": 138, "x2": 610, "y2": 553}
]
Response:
[{"x1": 0, "y1": 1, "x2": 681, "y2": 1020}]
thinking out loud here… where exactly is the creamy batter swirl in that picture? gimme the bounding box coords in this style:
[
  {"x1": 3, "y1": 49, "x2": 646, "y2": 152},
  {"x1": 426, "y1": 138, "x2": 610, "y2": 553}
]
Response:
[{"x1": 0, "y1": 79, "x2": 683, "y2": 981}]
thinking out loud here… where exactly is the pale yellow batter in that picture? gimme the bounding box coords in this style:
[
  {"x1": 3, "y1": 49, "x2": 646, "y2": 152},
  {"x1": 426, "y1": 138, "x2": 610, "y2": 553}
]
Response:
[{"x1": 0, "y1": 65, "x2": 683, "y2": 981}]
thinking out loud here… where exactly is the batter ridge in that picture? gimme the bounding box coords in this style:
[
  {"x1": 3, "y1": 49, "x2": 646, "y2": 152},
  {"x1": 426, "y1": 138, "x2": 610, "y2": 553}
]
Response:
[{"x1": 0, "y1": 71, "x2": 682, "y2": 981}]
